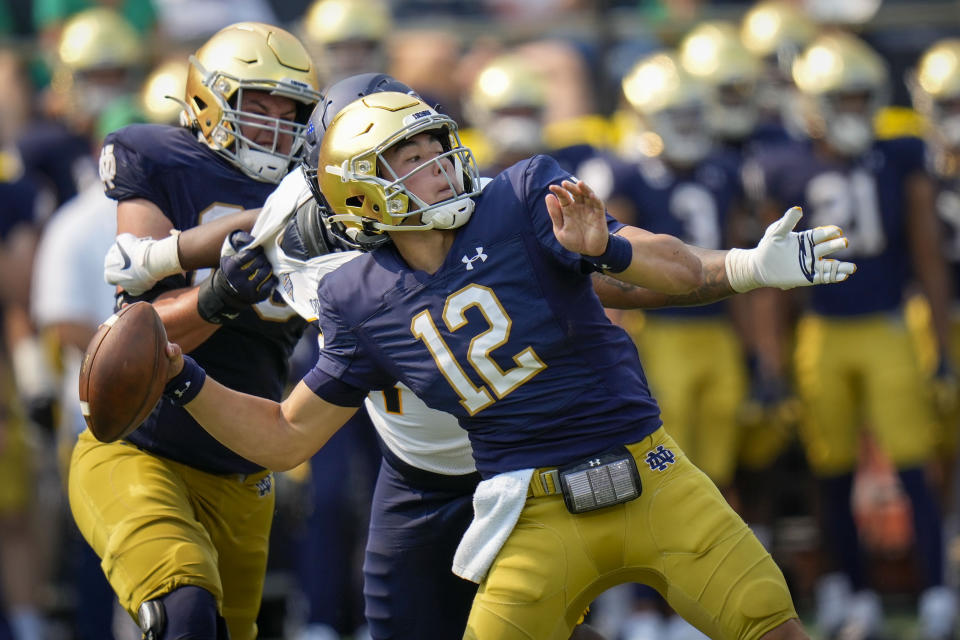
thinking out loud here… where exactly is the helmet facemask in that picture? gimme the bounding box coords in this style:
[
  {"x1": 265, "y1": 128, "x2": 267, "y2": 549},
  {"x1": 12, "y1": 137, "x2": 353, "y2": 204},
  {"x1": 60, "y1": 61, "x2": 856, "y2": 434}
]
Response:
[
  {"x1": 326, "y1": 114, "x2": 482, "y2": 234},
  {"x1": 187, "y1": 54, "x2": 319, "y2": 183}
]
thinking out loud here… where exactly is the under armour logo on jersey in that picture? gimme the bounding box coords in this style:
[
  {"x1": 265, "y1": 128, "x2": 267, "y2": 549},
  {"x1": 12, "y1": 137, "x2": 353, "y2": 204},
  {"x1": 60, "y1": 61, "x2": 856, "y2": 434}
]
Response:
[
  {"x1": 282, "y1": 274, "x2": 294, "y2": 301},
  {"x1": 645, "y1": 445, "x2": 676, "y2": 471},
  {"x1": 462, "y1": 247, "x2": 488, "y2": 270},
  {"x1": 173, "y1": 381, "x2": 190, "y2": 398},
  {"x1": 588, "y1": 458, "x2": 602, "y2": 467},
  {"x1": 255, "y1": 474, "x2": 273, "y2": 497}
]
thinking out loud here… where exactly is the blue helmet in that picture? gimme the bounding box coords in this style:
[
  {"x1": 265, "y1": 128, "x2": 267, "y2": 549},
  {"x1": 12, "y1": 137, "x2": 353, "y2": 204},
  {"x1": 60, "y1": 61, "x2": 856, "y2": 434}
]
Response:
[{"x1": 301, "y1": 73, "x2": 419, "y2": 249}]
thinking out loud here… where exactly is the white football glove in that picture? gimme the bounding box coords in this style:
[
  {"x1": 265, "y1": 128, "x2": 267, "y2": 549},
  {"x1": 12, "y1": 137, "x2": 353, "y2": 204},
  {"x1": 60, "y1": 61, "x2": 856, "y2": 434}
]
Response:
[
  {"x1": 103, "y1": 233, "x2": 182, "y2": 296},
  {"x1": 725, "y1": 206, "x2": 856, "y2": 293}
]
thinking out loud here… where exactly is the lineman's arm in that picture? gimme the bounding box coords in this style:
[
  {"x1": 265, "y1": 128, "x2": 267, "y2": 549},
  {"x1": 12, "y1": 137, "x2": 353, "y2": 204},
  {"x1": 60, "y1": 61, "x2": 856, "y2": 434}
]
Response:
[{"x1": 165, "y1": 342, "x2": 358, "y2": 470}]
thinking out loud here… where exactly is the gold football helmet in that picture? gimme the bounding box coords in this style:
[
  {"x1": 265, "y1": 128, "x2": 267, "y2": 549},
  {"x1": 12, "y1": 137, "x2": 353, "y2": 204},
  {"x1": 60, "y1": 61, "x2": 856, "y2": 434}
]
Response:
[
  {"x1": 466, "y1": 54, "x2": 548, "y2": 159},
  {"x1": 140, "y1": 58, "x2": 189, "y2": 125},
  {"x1": 912, "y1": 39, "x2": 960, "y2": 153},
  {"x1": 792, "y1": 32, "x2": 888, "y2": 156},
  {"x1": 303, "y1": 0, "x2": 391, "y2": 81},
  {"x1": 51, "y1": 8, "x2": 144, "y2": 122},
  {"x1": 621, "y1": 51, "x2": 712, "y2": 166},
  {"x1": 679, "y1": 21, "x2": 762, "y2": 141},
  {"x1": 185, "y1": 22, "x2": 322, "y2": 183},
  {"x1": 318, "y1": 92, "x2": 482, "y2": 235}
]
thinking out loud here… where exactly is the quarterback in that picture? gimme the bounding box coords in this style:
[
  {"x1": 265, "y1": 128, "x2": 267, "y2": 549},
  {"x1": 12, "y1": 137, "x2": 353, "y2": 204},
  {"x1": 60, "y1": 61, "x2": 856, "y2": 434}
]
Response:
[{"x1": 154, "y1": 91, "x2": 853, "y2": 639}]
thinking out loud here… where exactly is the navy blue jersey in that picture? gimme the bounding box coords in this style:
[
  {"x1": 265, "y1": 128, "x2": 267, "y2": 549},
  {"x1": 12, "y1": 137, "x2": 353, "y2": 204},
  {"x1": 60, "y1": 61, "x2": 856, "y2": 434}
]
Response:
[
  {"x1": 614, "y1": 152, "x2": 743, "y2": 318},
  {"x1": 305, "y1": 154, "x2": 661, "y2": 478},
  {"x1": 754, "y1": 137, "x2": 925, "y2": 316},
  {"x1": 0, "y1": 173, "x2": 38, "y2": 240},
  {"x1": 102, "y1": 123, "x2": 306, "y2": 475},
  {"x1": 18, "y1": 119, "x2": 95, "y2": 207}
]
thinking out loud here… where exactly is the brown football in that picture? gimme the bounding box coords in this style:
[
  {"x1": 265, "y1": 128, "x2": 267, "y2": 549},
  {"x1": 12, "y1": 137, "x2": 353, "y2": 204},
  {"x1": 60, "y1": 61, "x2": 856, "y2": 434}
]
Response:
[{"x1": 78, "y1": 301, "x2": 169, "y2": 443}]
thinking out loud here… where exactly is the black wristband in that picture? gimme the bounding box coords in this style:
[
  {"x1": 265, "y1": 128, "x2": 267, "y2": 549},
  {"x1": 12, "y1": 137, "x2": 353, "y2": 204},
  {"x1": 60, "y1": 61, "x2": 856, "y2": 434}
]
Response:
[
  {"x1": 583, "y1": 233, "x2": 632, "y2": 273},
  {"x1": 164, "y1": 355, "x2": 206, "y2": 406},
  {"x1": 196, "y1": 272, "x2": 240, "y2": 324}
]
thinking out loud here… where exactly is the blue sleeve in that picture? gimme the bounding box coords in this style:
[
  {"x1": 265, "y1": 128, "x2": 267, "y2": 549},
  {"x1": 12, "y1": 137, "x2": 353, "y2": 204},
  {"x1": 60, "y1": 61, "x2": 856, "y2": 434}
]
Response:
[
  {"x1": 305, "y1": 280, "x2": 391, "y2": 403},
  {"x1": 521, "y1": 154, "x2": 626, "y2": 273},
  {"x1": 101, "y1": 130, "x2": 171, "y2": 213},
  {"x1": 894, "y1": 136, "x2": 926, "y2": 176}
]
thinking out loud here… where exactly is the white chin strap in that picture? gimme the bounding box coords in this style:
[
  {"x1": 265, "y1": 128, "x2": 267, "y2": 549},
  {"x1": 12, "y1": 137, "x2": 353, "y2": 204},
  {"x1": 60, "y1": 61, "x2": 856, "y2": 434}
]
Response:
[
  {"x1": 420, "y1": 196, "x2": 476, "y2": 229},
  {"x1": 237, "y1": 148, "x2": 288, "y2": 183},
  {"x1": 826, "y1": 114, "x2": 874, "y2": 157}
]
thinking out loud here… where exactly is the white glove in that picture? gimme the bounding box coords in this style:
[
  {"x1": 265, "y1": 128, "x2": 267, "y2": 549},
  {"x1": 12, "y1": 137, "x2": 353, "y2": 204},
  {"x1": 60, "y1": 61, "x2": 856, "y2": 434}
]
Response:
[
  {"x1": 725, "y1": 206, "x2": 856, "y2": 293},
  {"x1": 103, "y1": 232, "x2": 182, "y2": 296}
]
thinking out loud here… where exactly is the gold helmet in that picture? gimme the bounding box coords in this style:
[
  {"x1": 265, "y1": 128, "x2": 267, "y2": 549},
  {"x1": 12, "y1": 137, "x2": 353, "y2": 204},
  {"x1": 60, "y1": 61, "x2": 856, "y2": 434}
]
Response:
[
  {"x1": 303, "y1": 0, "x2": 391, "y2": 81},
  {"x1": 741, "y1": 0, "x2": 818, "y2": 65},
  {"x1": 621, "y1": 51, "x2": 712, "y2": 166},
  {"x1": 911, "y1": 39, "x2": 960, "y2": 152},
  {"x1": 140, "y1": 58, "x2": 189, "y2": 124},
  {"x1": 792, "y1": 31, "x2": 888, "y2": 156},
  {"x1": 51, "y1": 8, "x2": 144, "y2": 122},
  {"x1": 466, "y1": 54, "x2": 548, "y2": 158},
  {"x1": 185, "y1": 22, "x2": 322, "y2": 183},
  {"x1": 679, "y1": 21, "x2": 762, "y2": 141},
  {"x1": 318, "y1": 92, "x2": 482, "y2": 235}
]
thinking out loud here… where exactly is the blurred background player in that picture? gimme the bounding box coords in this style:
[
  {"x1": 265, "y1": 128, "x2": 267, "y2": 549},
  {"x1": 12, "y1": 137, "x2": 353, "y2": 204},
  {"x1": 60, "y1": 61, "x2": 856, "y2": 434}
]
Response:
[
  {"x1": 911, "y1": 37, "x2": 960, "y2": 591},
  {"x1": 301, "y1": 0, "x2": 391, "y2": 84},
  {"x1": 0, "y1": 45, "x2": 53, "y2": 640},
  {"x1": 748, "y1": 31, "x2": 956, "y2": 640},
  {"x1": 67, "y1": 21, "x2": 321, "y2": 640}
]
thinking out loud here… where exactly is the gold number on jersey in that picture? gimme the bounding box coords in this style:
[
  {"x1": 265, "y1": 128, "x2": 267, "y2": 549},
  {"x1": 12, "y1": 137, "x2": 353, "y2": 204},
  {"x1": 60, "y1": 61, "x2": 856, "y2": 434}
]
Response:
[{"x1": 411, "y1": 284, "x2": 545, "y2": 415}]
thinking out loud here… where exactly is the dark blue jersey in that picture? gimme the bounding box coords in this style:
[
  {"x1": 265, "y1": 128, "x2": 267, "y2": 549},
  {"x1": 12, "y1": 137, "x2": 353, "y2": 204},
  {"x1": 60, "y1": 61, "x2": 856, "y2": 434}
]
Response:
[
  {"x1": 305, "y1": 155, "x2": 661, "y2": 478},
  {"x1": 753, "y1": 137, "x2": 926, "y2": 316},
  {"x1": 614, "y1": 152, "x2": 743, "y2": 318},
  {"x1": 102, "y1": 123, "x2": 306, "y2": 475},
  {"x1": 18, "y1": 119, "x2": 95, "y2": 207},
  {"x1": 0, "y1": 173, "x2": 38, "y2": 240}
]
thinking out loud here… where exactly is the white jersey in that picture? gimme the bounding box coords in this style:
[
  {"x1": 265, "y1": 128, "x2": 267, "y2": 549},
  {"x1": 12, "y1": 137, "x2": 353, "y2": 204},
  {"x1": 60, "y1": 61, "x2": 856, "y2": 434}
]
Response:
[
  {"x1": 32, "y1": 184, "x2": 119, "y2": 437},
  {"x1": 255, "y1": 169, "x2": 476, "y2": 476}
]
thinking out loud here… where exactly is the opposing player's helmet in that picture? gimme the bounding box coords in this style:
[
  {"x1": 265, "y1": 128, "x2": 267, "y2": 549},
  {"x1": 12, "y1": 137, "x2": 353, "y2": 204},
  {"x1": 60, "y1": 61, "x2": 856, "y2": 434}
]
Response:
[
  {"x1": 792, "y1": 32, "x2": 888, "y2": 156},
  {"x1": 52, "y1": 8, "x2": 144, "y2": 122},
  {"x1": 679, "y1": 21, "x2": 762, "y2": 142},
  {"x1": 184, "y1": 22, "x2": 322, "y2": 183},
  {"x1": 302, "y1": 73, "x2": 420, "y2": 249},
  {"x1": 140, "y1": 59, "x2": 189, "y2": 125},
  {"x1": 466, "y1": 55, "x2": 548, "y2": 158},
  {"x1": 318, "y1": 92, "x2": 481, "y2": 234},
  {"x1": 621, "y1": 51, "x2": 712, "y2": 166},
  {"x1": 911, "y1": 39, "x2": 960, "y2": 152}
]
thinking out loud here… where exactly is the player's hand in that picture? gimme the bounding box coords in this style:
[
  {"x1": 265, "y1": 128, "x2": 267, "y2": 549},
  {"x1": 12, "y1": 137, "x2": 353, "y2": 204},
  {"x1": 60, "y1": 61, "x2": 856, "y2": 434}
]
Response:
[
  {"x1": 726, "y1": 206, "x2": 857, "y2": 293},
  {"x1": 196, "y1": 230, "x2": 277, "y2": 323},
  {"x1": 104, "y1": 233, "x2": 161, "y2": 296},
  {"x1": 545, "y1": 179, "x2": 609, "y2": 256}
]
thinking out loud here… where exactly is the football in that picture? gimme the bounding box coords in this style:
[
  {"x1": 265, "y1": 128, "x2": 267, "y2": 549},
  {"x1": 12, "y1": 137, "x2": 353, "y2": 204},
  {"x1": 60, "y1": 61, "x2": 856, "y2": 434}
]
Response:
[{"x1": 78, "y1": 301, "x2": 169, "y2": 443}]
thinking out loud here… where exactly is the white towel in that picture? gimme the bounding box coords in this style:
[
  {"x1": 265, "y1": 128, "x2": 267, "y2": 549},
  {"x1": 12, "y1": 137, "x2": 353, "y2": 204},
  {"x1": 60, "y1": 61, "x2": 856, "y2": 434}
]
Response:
[{"x1": 452, "y1": 468, "x2": 534, "y2": 583}]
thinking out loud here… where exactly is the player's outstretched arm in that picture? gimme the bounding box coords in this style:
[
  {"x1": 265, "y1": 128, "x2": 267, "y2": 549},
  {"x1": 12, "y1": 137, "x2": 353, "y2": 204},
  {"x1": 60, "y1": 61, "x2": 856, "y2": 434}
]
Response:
[
  {"x1": 593, "y1": 207, "x2": 856, "y2": 309},
  {"x1": 546, "y1": 179, "x2": 703, "y2": 295},
  {"x1": 162, "y1": 342, "x2": 357, "y2": 470}
]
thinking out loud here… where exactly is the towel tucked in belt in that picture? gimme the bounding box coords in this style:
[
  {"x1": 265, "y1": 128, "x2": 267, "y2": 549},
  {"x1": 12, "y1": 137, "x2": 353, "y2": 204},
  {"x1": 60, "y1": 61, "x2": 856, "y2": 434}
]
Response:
[{"x1": 452, "y1": 468, "x2": 534, "y2": 583}]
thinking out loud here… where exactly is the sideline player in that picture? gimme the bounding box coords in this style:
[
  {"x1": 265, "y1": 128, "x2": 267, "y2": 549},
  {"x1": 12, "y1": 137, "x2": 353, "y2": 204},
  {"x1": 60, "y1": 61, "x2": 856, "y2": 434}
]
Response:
[
  {"x1": 156, "y1": 91, "x2": 855, "y2": 639},
  {"x1": 67, "y1": 22, "x2": 321, "y2": 640}
]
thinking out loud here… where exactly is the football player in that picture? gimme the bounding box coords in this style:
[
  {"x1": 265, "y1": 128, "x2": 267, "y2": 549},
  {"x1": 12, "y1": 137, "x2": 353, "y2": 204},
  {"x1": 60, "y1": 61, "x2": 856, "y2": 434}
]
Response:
[
  {"x1": 66, "y1": 22, "x2": 321, "y2": 640},
  {"x1": 155, "y1": 86, "x2": 856, "y2": 639},
  {"x1": 747, "y1": 31, "x2": 956, "y2": 639},
  {"x1": 301, "y1": 0, "x2": 391, "y2": 84}
]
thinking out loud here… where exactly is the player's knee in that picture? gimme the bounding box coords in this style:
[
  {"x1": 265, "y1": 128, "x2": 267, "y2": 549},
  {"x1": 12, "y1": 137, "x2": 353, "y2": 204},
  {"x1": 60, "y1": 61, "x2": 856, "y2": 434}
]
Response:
[{"x1": 138, "y1": 585, "x2": 221, "y2": 640}]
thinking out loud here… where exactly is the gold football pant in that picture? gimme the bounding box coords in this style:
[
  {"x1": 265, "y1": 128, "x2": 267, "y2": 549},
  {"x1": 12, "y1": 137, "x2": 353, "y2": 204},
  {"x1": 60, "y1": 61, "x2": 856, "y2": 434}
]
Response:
[
  {"x1": 68, "y1": 429, "x2": 274, "y2": 640},
  {"x1": 464, "y1": 428, "x2": 797, "y2": 640}
]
